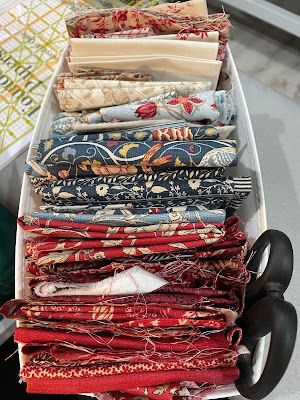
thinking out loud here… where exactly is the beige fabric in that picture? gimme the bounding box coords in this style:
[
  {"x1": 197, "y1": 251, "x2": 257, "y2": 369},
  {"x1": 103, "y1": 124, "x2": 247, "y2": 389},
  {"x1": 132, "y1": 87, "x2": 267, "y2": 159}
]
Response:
[
  {"x1": 68, "y1": 57, "x2": 222, "y2": 90},
  {"x1": 74, "y1": 119, "x2": 174, "y2": 132},
  {"x1": 146, "y1": 32, "x2": 219, "y2": 42},
  {"x1": 151, "y1": 0, "x2": 208, "y2": 16},
  {"x1": 55, "y1": 82, "x2": 211, "y2": 112},
  {"x1": 62, "y1": 79, "x2": 211, "y2": 90},
  {"x1": 70, "y1": 38, "x2": 219, "y2": 60}
]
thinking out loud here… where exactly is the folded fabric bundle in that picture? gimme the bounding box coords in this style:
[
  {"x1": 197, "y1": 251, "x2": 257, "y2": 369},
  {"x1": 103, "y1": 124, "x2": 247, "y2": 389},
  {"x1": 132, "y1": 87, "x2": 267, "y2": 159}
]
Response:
[
  {"x1": 66, "y1": 1, "x2": 210, "y2": 37},
  {"x1": 81, "y1": 27, "x2": 155, "y2": 39},
  {"x1": 57, "y1": 69, "x2": 153, "y2": 82},
  {"x1": 50, "y1": 111, "x2": 178, "y2": 136},
  {"x1": 29, "y1": 167, "x2": 225, "y2": 192},
  {"x1": 65, "y1": 9, "x2": 230, "y2": 58},
  {"x1": 32, "y1": 175, "x2": 251, "y2": 207},
  {"x1": 26, "y1": 139, "x2": 237, "y2": 182},
  {"x1": 55, "y1": 82, "x2": 212, "y2": 111},
  {"x1": 94, "y1": 383, "x2": 220, "y2": 400},
  {"x1": 25, "y1": 237, "x2": 247, "y2": 266},
  {"x1": 59, "y1": 79, "x2": 211, "y2": 90},
  {"x1": 23, "y1": 343, "x2": 237, "y2": 366},
  {"x1": 43, "y1": 125, "x2": 234, "y2": 152},
  {"x1": 69, "y1": 38, "x2": 219, "y2": 60},
  {"x1": 14, "y1": 325, "x2": 240, "y2": 349},
  {"x1": 27, "y1": 259, "x2": 249, "y2": 304},
  {"x1": 142, "y1": 0, "x2": 209, "y2": 17},
  {"x1": 1, "y1": 296, "x2": 237, "y2": 329},
  {"x1": 50, "y1": 111, "x2": 235, "y2": 137},
  {"x1": 149, "y1": 31, "x2": 219, "y2": 42},
  {"x1": 19, "y1": 216, "x2": 225, "y2": 238},
  {"x1": 99, "y1": 90, "x2": 233, "y2": 123},
  {"x1": 20, "y1": 365, "x2": 239, "y2": 394},
  {"x1": 20, "y1": 215, "x2": 247, "y2": 266},
  {"x1": 68, "y1": 58, "x2": 222, "y2": 89}
]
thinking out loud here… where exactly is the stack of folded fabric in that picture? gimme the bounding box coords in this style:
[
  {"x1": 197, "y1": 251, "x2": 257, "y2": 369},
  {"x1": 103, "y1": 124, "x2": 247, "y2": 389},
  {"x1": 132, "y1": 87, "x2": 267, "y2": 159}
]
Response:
[{"x1": 1, "y1": 0, "x2": 253, "y2": 397}]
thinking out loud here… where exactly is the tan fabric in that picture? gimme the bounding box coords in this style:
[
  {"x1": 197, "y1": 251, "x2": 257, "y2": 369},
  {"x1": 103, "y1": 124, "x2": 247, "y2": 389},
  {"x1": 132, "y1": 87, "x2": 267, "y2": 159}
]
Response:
[
  {"x1": 68, "y1": 57, "x2": 222, "y2": 90},
  {"x1": 55, "y1": 82, "x2": 211, "y2": 112},
  {"x1": 62, "y1": 79, "x2": 211, "y2": 90},
  {"x1": 70, "y1": 38, "x2": 219, "y2": 60},
  {"x1": 150, "y1": 0, "x2": 208, "y2": 16},
  {"x1": 146, "y1": 32, "x2": 219, "y2": 42}
]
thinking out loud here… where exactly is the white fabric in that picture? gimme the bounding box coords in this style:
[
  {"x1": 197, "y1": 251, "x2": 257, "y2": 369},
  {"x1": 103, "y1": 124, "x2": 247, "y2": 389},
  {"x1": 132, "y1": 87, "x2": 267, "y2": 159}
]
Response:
[{"x1": 33, "y1": 266, "x2": 168, "y2": 297}]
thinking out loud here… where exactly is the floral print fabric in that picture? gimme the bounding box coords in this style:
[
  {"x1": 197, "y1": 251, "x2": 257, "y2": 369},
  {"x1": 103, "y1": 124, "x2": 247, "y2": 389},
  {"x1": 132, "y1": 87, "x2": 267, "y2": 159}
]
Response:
[
  {"x1": 1, "y1": 1, "x2": 253, "y2": 396},
  {"x1": 32, "y1": 176, "x2": 251, "y2": 209},
  {"x1": 26, "y1": 140, "x2": 237, "y2": 181},
  {"x1": 101, "y1": 90, "x2": 233, "y2": 123},
  {"x1": 65, "y1": 8, "x2": 230, "y2": 60},
  {"x1": 55, "y1": 82, "x2": 211, "y2": 112}
]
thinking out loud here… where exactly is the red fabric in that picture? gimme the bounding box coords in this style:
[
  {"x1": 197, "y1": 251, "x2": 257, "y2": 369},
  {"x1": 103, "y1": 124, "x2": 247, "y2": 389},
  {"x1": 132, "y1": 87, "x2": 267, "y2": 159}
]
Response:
[
  {"x1": 24, "y1": 367, "x2": 240, "y2": 394},
  {"x1": 24, "y1": 230, "x2": 223, "y2": 255},
  {"x1": 29, "y1": 238, "x2": 236, "y2": 265},
  {"x1": 15, "y1": 327, "x2": 241, "y2": 352},
  {"x1": 18, "y1": 217, "x2": 222, "y2": 238}
]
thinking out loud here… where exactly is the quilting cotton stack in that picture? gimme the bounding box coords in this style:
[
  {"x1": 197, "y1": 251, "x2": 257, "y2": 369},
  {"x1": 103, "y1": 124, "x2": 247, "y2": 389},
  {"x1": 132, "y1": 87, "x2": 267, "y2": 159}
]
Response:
[{"x1": 1, "y1": 0, "x2": 253, "y2": 397}]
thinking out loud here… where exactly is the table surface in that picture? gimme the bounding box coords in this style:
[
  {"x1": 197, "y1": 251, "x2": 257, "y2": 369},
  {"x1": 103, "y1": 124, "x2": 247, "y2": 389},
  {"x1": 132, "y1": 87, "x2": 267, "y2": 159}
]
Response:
[{"x1": 0, "y1": 71, "x2": 299, "y2": 400}]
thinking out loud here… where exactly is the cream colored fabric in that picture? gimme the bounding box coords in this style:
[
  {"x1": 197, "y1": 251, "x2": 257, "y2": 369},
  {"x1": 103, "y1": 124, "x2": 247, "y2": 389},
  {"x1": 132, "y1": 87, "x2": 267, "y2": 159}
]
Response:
[
  {"x1": 55, "y1": 82, "x2": 211, "y2": 111},
  {"x1": 68, "y1": 57, "x2": 222, "y2": 90},
  {"x1": 70, "y1": 38, "x2": 219, "y2": 60},
  {"x1": 151, "y1": 0, "x2": 208, "y2": 16},
  {"x1": 62, "y1": 79, "x2": 211, "y2": 90},
  {"x1": 146, "y1": 32, "x2": 219, "y2": 42}
]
